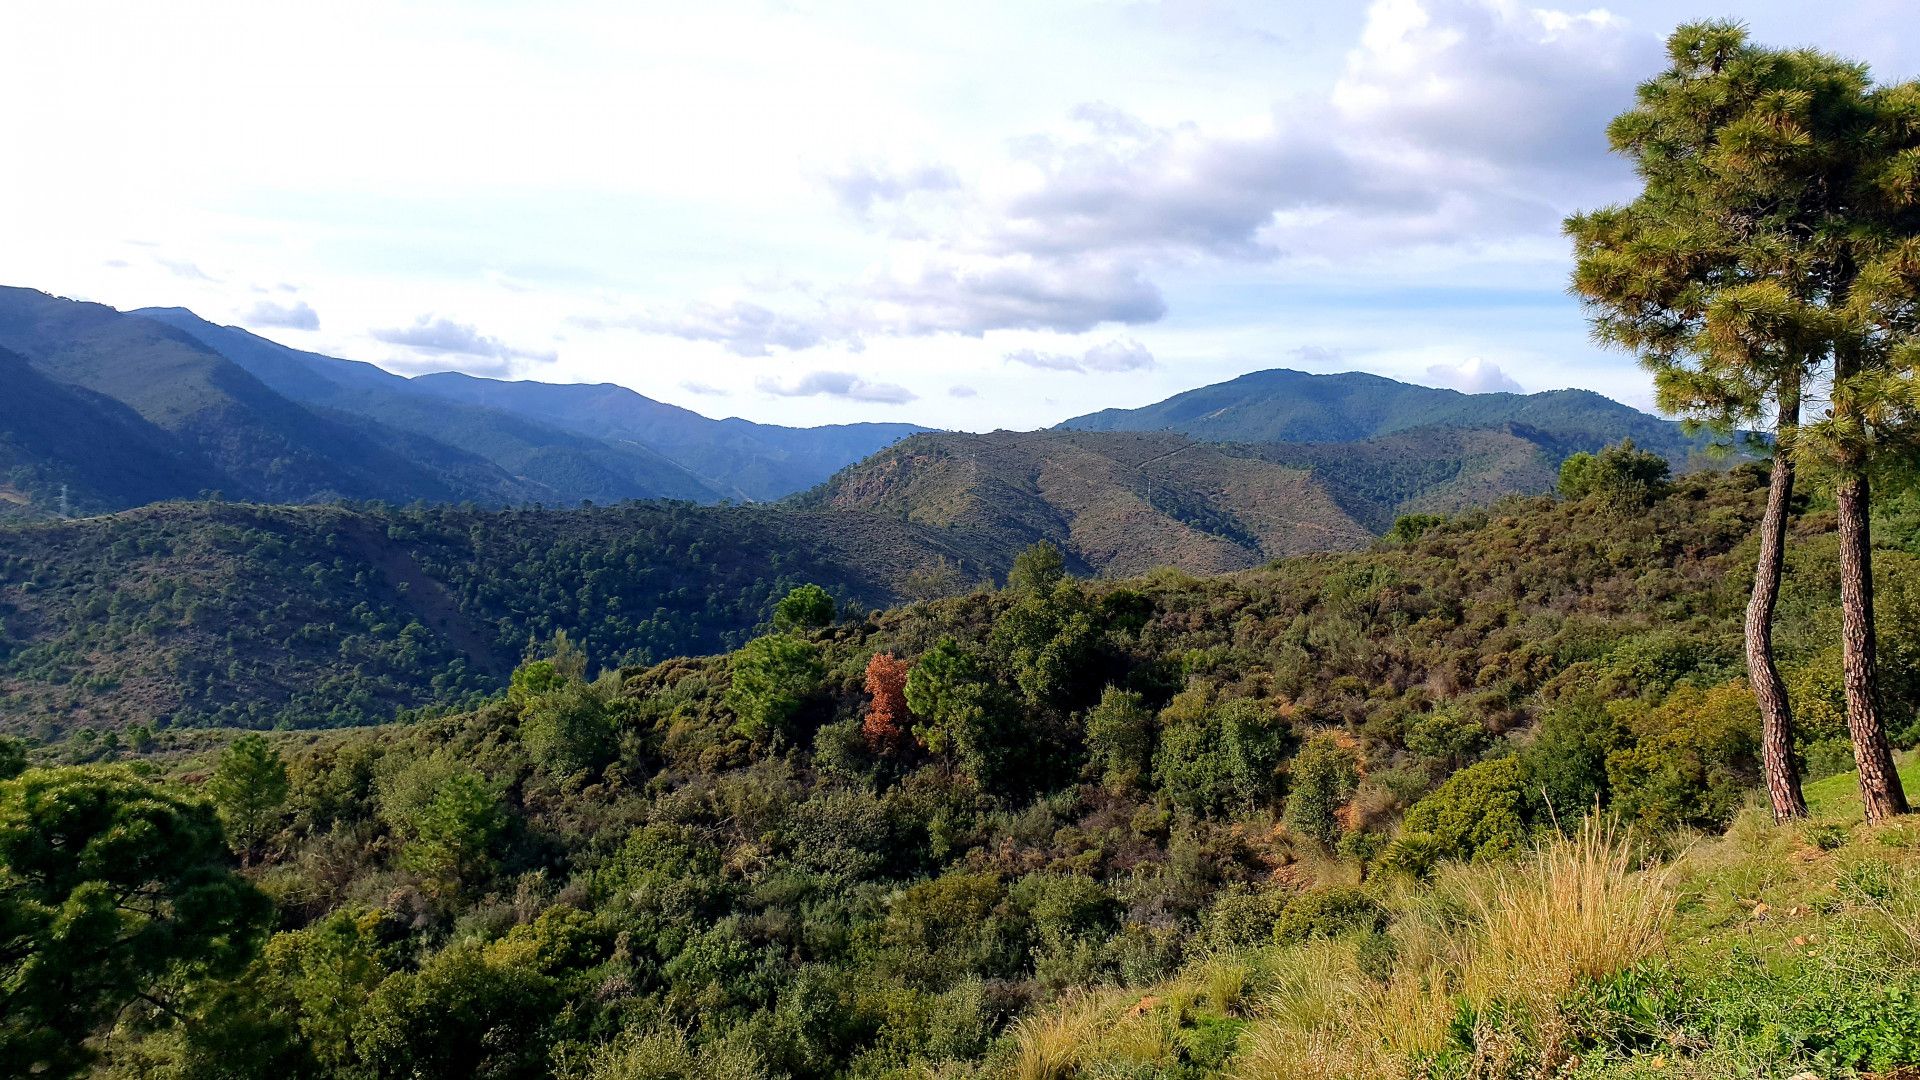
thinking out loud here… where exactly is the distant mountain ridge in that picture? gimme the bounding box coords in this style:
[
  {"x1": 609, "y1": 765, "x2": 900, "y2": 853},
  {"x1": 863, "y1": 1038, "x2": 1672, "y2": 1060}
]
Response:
[
  {"x1": 135, "y1": 305, "x2": 929, "y2": 503},
  {"x1": 2, "y1": 285, "x2": 1724, "y2": 533},
  {"x1": 1057, "y1": 367, "x2": 1717, "y2": 460},
  {"x1": 0, "y1": 286, "x2": 925, "y2": 516}
]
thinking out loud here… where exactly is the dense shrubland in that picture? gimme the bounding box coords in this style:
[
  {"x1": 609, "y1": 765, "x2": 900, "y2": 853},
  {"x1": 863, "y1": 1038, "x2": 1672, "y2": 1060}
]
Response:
[{"x1": 8, "y1": 465, "x2": 1920, "y2": 1077}]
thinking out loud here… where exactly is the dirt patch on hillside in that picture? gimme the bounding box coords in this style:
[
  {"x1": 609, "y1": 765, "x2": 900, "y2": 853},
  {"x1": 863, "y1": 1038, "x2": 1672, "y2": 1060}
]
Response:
[{"x1": 336, "y1": 520, "x2": 511, "y2": 678}]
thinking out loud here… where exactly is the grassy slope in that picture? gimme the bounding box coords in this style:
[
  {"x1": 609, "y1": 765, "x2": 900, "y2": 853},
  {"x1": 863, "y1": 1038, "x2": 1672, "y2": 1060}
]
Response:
[{"x1": 1005, "y1": 803, "x2": 1920, "y2": 1079}]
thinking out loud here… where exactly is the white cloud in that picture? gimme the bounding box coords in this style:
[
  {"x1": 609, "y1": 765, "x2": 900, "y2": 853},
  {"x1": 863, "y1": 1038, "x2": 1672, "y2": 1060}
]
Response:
[
  {"x1": 588, "y1": 300, "x2": 837, "y2": 357},
  {"x1": 1426, "y1": 356, "x2": 1525, "y2": 394},
  {"x1": 241, "y1": 298, "x2": 319, "y2": 331},
  {"x1": 757, "y1": 370, "x2": 917, "y2": 405},
  {"x1": 1006, "y1": 337, "x2": 1155, "y2": 374},
  {"x1": 615, "y1": 0, "x2": 1650, "y2": 356},
  {"x1": 371, "y1": 315, "x2": 556, "y2": 374},
  {"x1": 0, "y1": 0, "x2": 1895, "y2": 430},
  {"x1": 824, "y1": 160, "x2": 961, "y2": 217}
]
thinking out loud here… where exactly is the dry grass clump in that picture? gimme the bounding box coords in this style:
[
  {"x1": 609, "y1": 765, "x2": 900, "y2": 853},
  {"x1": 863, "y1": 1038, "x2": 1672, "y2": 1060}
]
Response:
[
  {"x1": 1234, "y1": 818, "x2": 1674, "y2": 1080},
  {"x1": 1010, "y1": 990, "x2": 1127, "y2": 1080},
  {"x1": 1463, "y1": 819, "x2": 1675, "y2": 1014},
  {"x1": 1008, "y1": 955, "x2": 1259, "y2": 1079}
]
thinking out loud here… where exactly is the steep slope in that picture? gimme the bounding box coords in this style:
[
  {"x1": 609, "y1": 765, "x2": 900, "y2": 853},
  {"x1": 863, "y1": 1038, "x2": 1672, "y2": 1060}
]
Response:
[
  {"x1": 139, "y1": 306, "x2": 925, "y2": 502},
  {"x1": 1248, "y1": 426, "x2": 1565, "y2": 532},
  {"x1": 1058, "y1": 367, "x2": 1714, "y2": 459},
  {"x1": 0, "y1": 288, "x2": 516, "y2": 505},
  {"x1": 135, "y1": 309, "x2": 724, "y2": 504},
  {"x1": 796, "y1": 430, "x2": 1378, "y2": 575},
  {"x1": 0, "y1": 346, "x2": 225, "y2": 517},
  {"x1": 405, "y1": 372, "x2": 927, "y2": 501},
  {"x1": 0, "y1": 499, "x2": 997, "y2": 732}
]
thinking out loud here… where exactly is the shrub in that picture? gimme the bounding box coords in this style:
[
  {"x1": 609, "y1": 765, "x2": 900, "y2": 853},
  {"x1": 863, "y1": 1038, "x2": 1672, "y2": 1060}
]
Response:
[
  {"x1": 1403, "y1": 707, "x2": 1488, "y2": 771},
  {"x1": 1386, "y1": 514, "x2": 1446, "y2": 544},
  {"x1": 1008, "y1": 541, "x2": 1067, "y2": 593},
  {"x1": 1557, "y1": 439, "x2": 1671, "y2": 507},
  {"x1": 519, "y1": 674, "x2": 619, "y2": 777},
  {"x1": 1083, "y1": 686, "x2": 1154, "y2": 791},
  {"x1": 905, "y1": 638, "x2": 1028, "y2": 790},
  {"x1": 1519, "y1": 699, "x2": 1628, "y2": 819},
  {"x1": 1399, "y1": 757, "x2": 1532, "y2": 863},
  {"x1": 1284, "y1": 734, "x2": 1360, "y2": 846},
  {"x1": 1273, "y1": 886, "x2": 1388, "y2": 944},
  {"x1": 1156, "y1": 693, "x2": 1291, "y2": 817},
  {"x1": 773, "y1": 584, "x2": 835, "y2": 632},
  {"x1": 725, "y1": 633, "x2": 825, "y2": 744},
  {"x1": 1607, "y1": 682, "x2": 1759, "y2": 831}
]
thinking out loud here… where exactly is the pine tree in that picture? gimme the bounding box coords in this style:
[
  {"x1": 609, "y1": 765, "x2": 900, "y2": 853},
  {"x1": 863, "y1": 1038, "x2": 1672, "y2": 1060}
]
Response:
[
  {"x1": 206, "y1": 733, "x2": 290, "y2": 862},
  {"x1": 1566, "y1": 21, "x2": 1915, "y2": 821}
]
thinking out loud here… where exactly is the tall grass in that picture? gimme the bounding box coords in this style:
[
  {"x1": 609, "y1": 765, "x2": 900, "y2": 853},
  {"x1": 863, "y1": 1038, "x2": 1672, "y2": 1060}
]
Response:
[
  {"x1": 1234, "y1": 818, "x2": 1674, "y2": 1079},
  {"x1": 1463, "y1": 818, "x2": 1674, "y2": 1012}
]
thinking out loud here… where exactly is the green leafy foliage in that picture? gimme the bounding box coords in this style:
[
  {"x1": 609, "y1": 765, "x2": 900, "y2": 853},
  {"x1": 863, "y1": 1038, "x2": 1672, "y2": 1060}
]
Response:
[
  {"x1": 1557, "y1": 439, "x2": 1672, "y2": 508},
  {"x1": 205, "y1": 733, "x2": 289, "y2": 858},
  {"x1": 0, "y1": 767, "x2": 269, "y2": 1078},
  {"x1": 1398, "y1": 757, "x2": 1534, "y2": 863},
  {"x1": 22, "y1": 466, "x2": 1920, "y2": 1078},
  {"x1": 772, "y1": 584, "x2": 836, "y2": 632},
  {"x1": 725, "y1": 633, "x2": 825, "y2": 743}
]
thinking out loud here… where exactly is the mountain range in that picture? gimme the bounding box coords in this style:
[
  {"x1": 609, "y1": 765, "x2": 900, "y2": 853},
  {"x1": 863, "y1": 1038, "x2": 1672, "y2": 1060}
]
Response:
[
  {"x1": 0, "y1": 282, "x2": 1747, "y2": 731},
  {"x1": 0, "y1": 286, "x2": 1732, "y2": 529},
  {"x1": 0, "y1": 287, "x2": 924, "y2": 516},
  {"x1": 1056, "y1": 366, "x2": 1713, "y2": 459}
]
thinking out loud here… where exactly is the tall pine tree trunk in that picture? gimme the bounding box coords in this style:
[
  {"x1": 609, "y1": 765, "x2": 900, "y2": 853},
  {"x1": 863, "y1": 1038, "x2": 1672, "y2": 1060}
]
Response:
[
  {"x1": 1835, "y1": 453, "x2": 1909, "y2": 822},
  {"x1": 1750, "y1": 383, "x2": 1806, "y2": 822}
]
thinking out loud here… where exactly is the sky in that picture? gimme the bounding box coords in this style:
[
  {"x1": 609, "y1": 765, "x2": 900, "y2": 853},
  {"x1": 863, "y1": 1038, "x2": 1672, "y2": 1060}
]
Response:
[{"x1": 1, "y1": 0, "x2": 1914, "y2": 431}]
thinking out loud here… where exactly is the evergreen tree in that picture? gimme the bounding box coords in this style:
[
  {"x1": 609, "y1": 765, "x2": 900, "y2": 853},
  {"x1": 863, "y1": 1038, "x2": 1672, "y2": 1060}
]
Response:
[
  {"x1": 1007, "y1": 541, "x2": 1066, "y2": 593},
  {"x1": 0, "y1": 767, "x2": 269, "y2": 1078},
  {"x1": 725, "y1": 632, "x2": 825, "y2": 744},
  {"x1": 1567, "y1": 21, "x2": 1914, "y2": 820},
  {"x1": 206, "y1": 733, "x2": 290, "y2": 861},
  {"x1": 773, "y1": 584, "x2": 836, "y2": 632}
]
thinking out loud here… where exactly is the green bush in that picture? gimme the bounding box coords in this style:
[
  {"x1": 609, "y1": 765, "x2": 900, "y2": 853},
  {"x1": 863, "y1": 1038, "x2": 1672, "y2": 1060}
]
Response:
[
  {"x1": 1272, "y1": 886, "x2": 1388, "y2": 944},
  {"x1": 1284, "y1": 734, "x2": 1360, "y2": 846},
  {"x1": 1084, "y1": 686, "x2": 1155, "y2": 791},
  {"x1": 772, "y1": 584, "x2": 835, "y2": 632},
  {"x1": 725, "y1": 633, "x2": 825, "y2": 744},
  {"x1": 1398, "y1": 756, "x2": 1532, "y2": 862}
]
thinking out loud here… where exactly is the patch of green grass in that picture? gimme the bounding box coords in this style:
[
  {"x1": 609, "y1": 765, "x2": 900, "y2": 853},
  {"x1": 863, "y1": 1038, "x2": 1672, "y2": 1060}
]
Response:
[{"x1": 1803, "y1": 751, "x2": 1920, "y2": 820}]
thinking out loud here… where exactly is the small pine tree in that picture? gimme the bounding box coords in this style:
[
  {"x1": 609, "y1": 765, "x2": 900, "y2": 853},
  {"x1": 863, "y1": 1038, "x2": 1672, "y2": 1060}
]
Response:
[
  {"x1": 773, "y1": 584, "x2": 836, "y2": 632},
  {"x1": 206, "y1": 733, "x2": 289, "y2": 860},
  {"x1": 1008, "y1": 542, "x2": 1066, "y2": 593}
]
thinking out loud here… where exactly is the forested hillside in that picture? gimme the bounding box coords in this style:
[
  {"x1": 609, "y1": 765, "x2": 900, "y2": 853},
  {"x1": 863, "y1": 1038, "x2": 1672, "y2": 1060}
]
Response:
[
  {"x1": 800, "y1": 426, "x2": 1601, "y2": 552},
  {"x1": 794, "y1": 430, "x2": 1377, "y2": 575},
  {"x1": 0, "y1": 425, "x2": 1615, "y2": 734},
  {"x1": 0, "y1": 501, "x2": 991, "y2": 734},
  {"x1": 25, "y1": 465, "x2": 1920, "y2": 1078}
]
